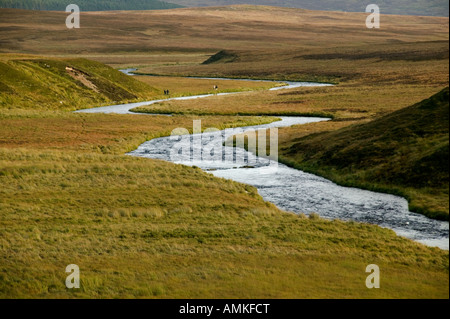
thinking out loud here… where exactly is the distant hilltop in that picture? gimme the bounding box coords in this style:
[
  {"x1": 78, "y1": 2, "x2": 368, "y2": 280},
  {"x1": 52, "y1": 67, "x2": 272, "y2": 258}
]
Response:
[
  {"x1": 1, "y1": 0, "x2": 449, "y2": 17},
  {"x1": 0, "y1": 0, "x2": 182, "y2": 11},
  {"x1": 170, "y1": 0, "x2": 449, "y2": 17}
]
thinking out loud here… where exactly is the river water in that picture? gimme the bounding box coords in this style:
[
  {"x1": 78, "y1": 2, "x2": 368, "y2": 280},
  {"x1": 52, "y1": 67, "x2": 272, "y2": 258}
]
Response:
[{"x1": 77, "y1": 71, "x2": 449, "y2": 250}]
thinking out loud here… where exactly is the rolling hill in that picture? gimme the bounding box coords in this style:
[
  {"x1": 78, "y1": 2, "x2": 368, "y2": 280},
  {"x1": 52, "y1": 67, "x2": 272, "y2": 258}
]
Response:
[
  {"x1": 0, "y1": 55, "x2": 157, "y2": 110},
  {"x1": 280, "y1": 88, "x2": 450, "y2": 220}
]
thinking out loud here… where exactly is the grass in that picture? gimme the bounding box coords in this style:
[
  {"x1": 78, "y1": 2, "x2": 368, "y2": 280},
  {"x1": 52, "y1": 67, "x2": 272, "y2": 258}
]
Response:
[
  {"x1": 143, "y1": 41, "x2": 449, "y2": 85},
  {"x1": 1, "y1": 146, "x2": 448, "y2": 298},
  {"x1": 133, "y1": 75, "x2": 282, "y2": 100},
  {"x1": 0, "y1": 109, "x2": 278, "y2": 154},
  {"x1": 131, "y1": 84, "x2": 445, "y2": 119},
  {"x1": 0, "y1": 6, "x2": 449, "y2": 298},
  {"x1": 1, "y1": 7, "x2": 448, "y2": 57},
  {"x1": 0, "y1": 54, "x2": 282, "y2": 111},
  {"x1": 0, "y1": 55, "x2": 159, "y2": 110}
]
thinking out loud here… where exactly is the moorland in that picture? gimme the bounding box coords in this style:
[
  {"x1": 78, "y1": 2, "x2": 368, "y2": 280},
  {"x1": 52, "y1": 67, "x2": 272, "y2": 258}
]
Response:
[{"x1": 0, "y1": 6, "x2": 448, "y2": 298}]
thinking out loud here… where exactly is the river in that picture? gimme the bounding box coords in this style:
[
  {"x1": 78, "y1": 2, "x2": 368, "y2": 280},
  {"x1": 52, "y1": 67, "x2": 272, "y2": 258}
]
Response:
[{"x1": 76, "y1": 70, "x2": 449, "y2": 250}]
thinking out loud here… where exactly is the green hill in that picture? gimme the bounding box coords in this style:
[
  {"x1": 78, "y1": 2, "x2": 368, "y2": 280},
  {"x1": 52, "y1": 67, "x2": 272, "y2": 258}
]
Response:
[
  {"x1": 170, "y1": 0, "x2": 449, "y2": 17},
  {"x1": 0, "y1": 0, "x2": 182, "y2": 11},
  {"x1": 280, "y1": 88, "x2": 450, "y2": 220},
  {"x1": 0, "y1": 56, "x2": 157, "y2": 110}
]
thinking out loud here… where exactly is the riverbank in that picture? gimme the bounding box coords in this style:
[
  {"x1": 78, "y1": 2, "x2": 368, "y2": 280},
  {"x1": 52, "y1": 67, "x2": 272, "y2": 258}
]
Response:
[{"x1": 277, "y1": 88, "x2": 449, "y2": 221}]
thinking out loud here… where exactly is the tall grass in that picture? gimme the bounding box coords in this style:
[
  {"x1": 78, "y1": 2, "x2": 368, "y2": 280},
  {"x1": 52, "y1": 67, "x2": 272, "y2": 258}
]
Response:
[{"x1": 0, "y1": 148, "x2": 448, "y2": 298}]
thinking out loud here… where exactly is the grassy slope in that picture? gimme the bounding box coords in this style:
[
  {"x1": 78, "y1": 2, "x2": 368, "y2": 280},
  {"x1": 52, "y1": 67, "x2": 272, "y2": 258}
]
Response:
[
  {"x1": 279, "y1": 88, "x2": 449, "y2": 220},
  {"x1": 0, "y1": 55, "x2": 158, "y2": 110}
]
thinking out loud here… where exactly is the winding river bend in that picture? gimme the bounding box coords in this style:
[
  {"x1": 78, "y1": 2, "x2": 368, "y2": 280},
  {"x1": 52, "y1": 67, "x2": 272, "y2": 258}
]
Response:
[{"x1": 77, "y1": 71, "x2": 449, "y2": 250}]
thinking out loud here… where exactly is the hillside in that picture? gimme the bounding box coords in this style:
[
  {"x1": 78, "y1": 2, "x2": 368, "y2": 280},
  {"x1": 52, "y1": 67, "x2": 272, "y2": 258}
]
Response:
[
  {"x1": 170, "y1": 0, "x2": 449, "y2": 17},
  {"x1": 1, "y1": 6, "x2": 448, "y2": 57},
  {"x1": 0, "y1": 0, "x2": 182, "y2": 11},
  {"x1": 0, "y1": 5, "x2": 448, "y2": 299},
  {"x1": 0, "y1": 56, "x2": 157, "y2": 110},
  {"x1": 279, "y1": 88, "x2": 450, "y2": 220}
]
